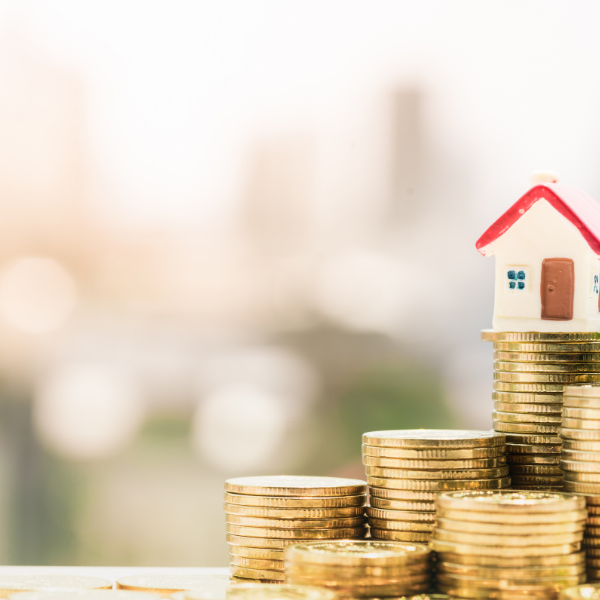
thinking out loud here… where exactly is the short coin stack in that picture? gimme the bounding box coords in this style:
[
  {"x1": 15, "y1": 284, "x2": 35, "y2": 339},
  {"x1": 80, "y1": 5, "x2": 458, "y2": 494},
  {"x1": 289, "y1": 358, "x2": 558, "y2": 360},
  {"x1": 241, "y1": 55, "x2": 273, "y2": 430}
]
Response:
[
  {"x1": 284, "y1": 539, "x2": 432, "y2": 597},
  {"x1": 483, "y1": 330, "x2": 600, "y2": 490},
  {"x1": 561, "y1": 385, "x2": 600, "y2": 583},
  {"x1": 432, "y1": 490, "x2": 587, "y2": 600},
  {"x1": 362, "y1": 430, "x2": 509, "y2": 544},
  {"x1": 224, "y1": 476, "x2": 367, "y2": 583}
]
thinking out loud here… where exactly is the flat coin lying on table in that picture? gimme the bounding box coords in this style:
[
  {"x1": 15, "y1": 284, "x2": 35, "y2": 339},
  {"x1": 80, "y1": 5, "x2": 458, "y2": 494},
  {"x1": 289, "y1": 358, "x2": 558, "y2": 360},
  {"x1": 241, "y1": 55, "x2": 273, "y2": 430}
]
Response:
[
  {"x1": 116, "y1": 574, "x2": 230, "y2": 595},
  {"x1": 0, "y1": 577, "x2": 111, "y2": 597},
  {"x1": 224, "y1": 476, "x2": 367, "y2": 497}
]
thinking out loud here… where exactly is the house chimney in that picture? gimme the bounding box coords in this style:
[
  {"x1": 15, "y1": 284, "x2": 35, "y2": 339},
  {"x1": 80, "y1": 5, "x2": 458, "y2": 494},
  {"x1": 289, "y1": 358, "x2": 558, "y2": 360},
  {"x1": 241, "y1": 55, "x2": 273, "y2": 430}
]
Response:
[{"x1": 530, "y1": 170, "x2": 559, "y2": 185}]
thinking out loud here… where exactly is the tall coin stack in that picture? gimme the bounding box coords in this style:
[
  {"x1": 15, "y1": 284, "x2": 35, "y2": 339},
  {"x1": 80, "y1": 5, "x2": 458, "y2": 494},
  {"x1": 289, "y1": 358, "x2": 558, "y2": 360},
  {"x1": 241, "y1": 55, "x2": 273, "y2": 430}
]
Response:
[
  {"x1": 483, "y1": 330, "x2": 600, "y2": 490},
  {"x1": 561, "y1": 385, "x2": 600, "y2": 583},
  {"x1": 432, "y1": 490, "x2": 587, "y2": 600},
  {"x1": 284, "y1": 540, "x2": 432, "y2": 597},
  {"x1": 362, "y1": 430, "x2": 509, "y2": 544},
  {"x1": 224, "y1": 476, "x2": 367, "y2": 583}
]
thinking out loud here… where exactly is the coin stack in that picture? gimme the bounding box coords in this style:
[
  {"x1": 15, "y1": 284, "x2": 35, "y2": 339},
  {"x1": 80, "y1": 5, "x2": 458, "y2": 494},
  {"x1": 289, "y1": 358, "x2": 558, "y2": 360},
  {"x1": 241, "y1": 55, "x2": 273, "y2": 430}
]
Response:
[
  {"x1": 224, "y1": 476, "x2": 368, "y2": 583},
  {"x1": 362, "y1": 430, "x2": 509, "y2": 544},
  {"x1": 483, "y1": 330, "x2": 600, "y2": 490},
  {"x1": 560, "y1": 385, "x2": 600, "y2": 583},
  {"x1": 432, "y1": 490, "x2": 587, "y2": 600},
  {"x1": 284, "y1": 540, "x2": 432, "y2": 597}
]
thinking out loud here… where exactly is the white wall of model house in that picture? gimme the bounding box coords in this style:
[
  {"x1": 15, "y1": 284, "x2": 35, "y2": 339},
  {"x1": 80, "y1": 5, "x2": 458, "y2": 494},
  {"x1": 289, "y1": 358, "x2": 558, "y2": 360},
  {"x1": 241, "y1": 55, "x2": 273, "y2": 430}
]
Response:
[{"x1": 482, "y1": 199, "x2": 600, "y2": 332}]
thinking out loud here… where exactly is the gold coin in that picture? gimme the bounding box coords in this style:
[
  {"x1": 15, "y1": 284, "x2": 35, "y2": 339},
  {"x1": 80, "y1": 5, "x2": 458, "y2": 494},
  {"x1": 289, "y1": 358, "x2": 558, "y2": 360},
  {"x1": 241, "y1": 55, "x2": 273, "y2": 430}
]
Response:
[
  {"x1": 562, "y1": 428, "x2": 600, "y2": 441},
  {"x1": 494, "y1": 421, "x2": 561, "y2": 434},
  {"x1": 507, "y1": 442, "x2": 562, "y2": 453},
  {"x1": 225, "y1": 515, "x2": 367, "y2": 529},
  {"x1": 284, "y1": 575, "x2": 430, "y2": 597},
  {"x1": 565, "y1": 471, "x2": 600, "y2": 483},
  {"x1": 494, "y1": 381, "x2": 565, "y2": 392},
  {"x1": 494, "y1": 401, "x2": 562, "y2": 414},
  {"x1": 515, "y1": 486, "x2": 565, "y2": 491},
  {"x1": 226, "y1": 533, "x2": 310, "y2": 548},
  {"x1": 434, "y1": 529, "x2": 582, "y2": 547},
  {"x1": 367, "y1": 476, "x2": 511, "y2": 491},
  {"x1": 564, "y1": 439, "x2": 600, "y2": 451},
  {"x1": 509, "y1": 464, "x2": 564, "y2": 475},
  {"x1": 230, "y1": 556, "x2": 283, "y2": 571},
  {"x1": 564, "y1": 396, "x2": 600, "y2": 409},
  {"x1": 435, "y1": 551, "x2": 585, "y2": 568},
  {"x1": 436, "y1": 570, "x2": 583, "y2": 590},
  {"x1": 493, "y1": 391, "x2": 563, "y2": 404},
  {"x1": 116, "y1": 574, "x2": 229, "y2": 594},
  {"x1": 369, "y1": 529, "x2": 430, "y2": 542},
  {"x1": 229, "y1": 567, "x2": 284, "y2": 582},
  {"x1": 283, "y1": 562, "x2": 430, "y2": 579},
  {"x1": 588, "y1": 516, "x2": 600, "y2": 525},
  {"x1": 504, "y1": 432, "x2": 563, "y2": 444},
  {"x1": 483, "y1": 331, "x2": 600, "y2": 342},
  {"x1": 225, "y1": 524, "x2": 366, "y2": 539},
  {"x1": 565, "y1": 481, "x2": 600, "y2": 495},
  {"x1": 564, "y1": 418, "x2": 600, "y2": 430},
  {"x1": 507, "y1": 454, "x2": 561, "y2": 464},
  {"x1": 0, "y1": 577, "x2": 112, "y2": 596},
  {"x1": 432, "y1": 538, "x2": 581, "y2": 557},
  {"x1": 366, "y1": 508, "x2": 435, "y2": 522},
  {"x1": 362, "y1": 455, "x2": 506, "y2": 469},
  {"x1": 369, "y1": 498, "x2": 436, "y2": 512},
  {"x1": 228, "y1": 577, "x2": 282, "y2": 584},
  {"x1": 494, "y1": 351, "x2": 600, "y2": 363},
  {"x1": 493, "y1": 410, "x2": 562, "y2": 424},
  {"x1": 436, "y1": 561, "x2": 584, "y2": 579},
  {"x1": 283, "y1": 539, "x2": 431, "y2": 566},
  {"x1": 565, "y1": 407, "x2": 600, "y2": 420},
  {"x1": 561, "y1": 459, "x2": 600, "y2": 472},
  {"x1": 564, "y1": 386, "x2": 600, "y2": 397},
  {"x1": 435, "y1": 490, "x2": 585, "y2": 512},
  {"x1": 495, "y1": 371, "x2": 600, "y2": 383},
  {"x1": 223, "y1": 492, "x2": 366, "y2": 508},
  {"x1": 224, "y1": 504, "x2": 365, "y2": 519},
  {"x1": 586, "y1": 528, "x2": 600, "y2": 537},
  {"x1": 362, "y1": 430, "x2": 505, "y2": 449},
  {"x1": 585, "y1": 537, "x2": 600, "y2": 548},
  {"x1": 368, "y1": 487, "x2": 437, "y2": 501},
  {"x1": 435, "y1": 585, "x2": 554, "y2": 600},
  {"x1": 586, "y1": 558, "x2": 600, "y2": 567},
  {"x1": 436, "y1": 518, "x2": 584, "y2": 535},
  {"x1": 510, "y1": 475, "x2": 564, "y2": 485},
  {"x1": 493, "y1": 340, "x2": 600, "y2": 352},
  {"x1": 224, "y1": 476, "x2": 366, "y2": 497},
  {"x1": 361, "y1": 444, "x2": 506, "y2": 459},
  {"x1": 367, "y1": 518, "x2": 435, "y2": 532},
  {"x1": 436, "y1": 508, "x2": 587, "y2": 524},
  {"x1": 225, "y1": 585, "x2": 337, "y2": 600},
  {"x1": 365, "y1": 466, "x2": 509, "y2": 480},
  {"x1": 495, "y1": 361, "x2": 600, "y2": 373},
  {"x1": 229, "y1": 545, "x2": 284, "y2": 560}
]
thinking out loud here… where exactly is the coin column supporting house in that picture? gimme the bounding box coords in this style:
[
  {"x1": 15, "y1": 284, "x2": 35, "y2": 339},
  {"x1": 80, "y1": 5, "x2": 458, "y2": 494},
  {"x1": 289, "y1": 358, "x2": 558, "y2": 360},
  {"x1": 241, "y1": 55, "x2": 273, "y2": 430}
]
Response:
[
  {"x1": 361, "y1": 430, "x2": 509, "y2": 544},
  {"x1": 283, "y1": 539, "x2": 433, "y2": 597},
  {"x1": 559, "y1": 384, "x2": 600, "y2": 584},
  {"x1": 431, "y1": 490, "x2": 587, "y2": 600},
  {"x1": 223, "y1": 476, "x2": 368, "y2": 582},
  {"x1": 482, "y1": 331, "x2": 600, "y2": 490}
]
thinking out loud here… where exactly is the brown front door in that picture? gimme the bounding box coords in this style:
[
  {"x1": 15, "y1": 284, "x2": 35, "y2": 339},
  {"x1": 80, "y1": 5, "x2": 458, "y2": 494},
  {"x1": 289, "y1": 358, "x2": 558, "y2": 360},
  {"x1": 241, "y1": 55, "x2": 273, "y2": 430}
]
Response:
[{"x1": 541, "y1": 258, "x2": 574, "y2": 320}]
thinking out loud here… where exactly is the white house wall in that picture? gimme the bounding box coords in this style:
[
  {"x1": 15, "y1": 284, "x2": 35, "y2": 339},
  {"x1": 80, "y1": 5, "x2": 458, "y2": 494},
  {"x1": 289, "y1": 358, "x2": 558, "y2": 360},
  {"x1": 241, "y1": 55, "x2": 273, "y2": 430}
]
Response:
[{"x1": 482, "y1": 199, "x2": 600, "y2": 332}]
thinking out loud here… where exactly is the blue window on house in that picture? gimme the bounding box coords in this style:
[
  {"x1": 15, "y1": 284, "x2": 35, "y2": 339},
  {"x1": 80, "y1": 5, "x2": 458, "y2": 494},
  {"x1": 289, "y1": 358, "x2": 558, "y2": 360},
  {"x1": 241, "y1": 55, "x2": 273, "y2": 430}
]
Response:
[
  {"x1": 509, "y1": 281, "x2": 516, "y2": 289},
  {"x1": 517, "y1": 271, "x2": 526, "y2": 280},
  {"x1": 507, "y1": 271, "x2": 516, "y2": 280},
  {"x1": 518, "y1": 281, "x2": 525, "y2": 289}
]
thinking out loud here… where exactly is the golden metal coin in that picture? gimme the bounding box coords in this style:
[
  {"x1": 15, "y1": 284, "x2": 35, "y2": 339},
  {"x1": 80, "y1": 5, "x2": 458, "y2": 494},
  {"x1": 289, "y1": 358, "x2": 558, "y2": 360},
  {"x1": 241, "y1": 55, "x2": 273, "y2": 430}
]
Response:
[
  {"x1": 435, "y1": 551, "x2": 585, "y2": 568},
  {"x1": 225, "y1": 514, "x2": 366, "y2": 529},
  {"x1": 565, "y1": 471, "x2": 600, "y2": 483},
  {"x1": 436, "y1": 518, "x2": 584, "y2": 535},
  {"x1": 564, "y1": 386, "x2": 600, "y2": 397},
  {"x1": 495, "y1": 371, "x2": 600, "y2": 383},
  {"x1": 230, "y1": 556, "x2": 283, "y2": 571},
  {"x1": 565, "y1": 481, "x2": 600, "y2": 495},
  {"x1": 369, "y1": 497, "x2": 436, "y2": 512},
  {"x1": 561, "y1": 459, "x2": 600, "y2": 472},
  {"x1": 364, "y1": 466, "x2": 509, "y2": 480},
  {"x1": 0, "y1": 577, "x2": 112, "y2": 596},
  {"x1": 588, "y1": 515, "x2": 600, "y2": 525},
  {"x1": 116, "y1": 574, "x2": 229, "y2": 594},
  {"x1": 562, "y1": 428, "x2": 600, "y2": 441},
  {"x1": 504, "y1": 432, "x2": 563, "y2": 444},
  {"x1": 229, "y1": 567, "x2": 284, "y2": 582},
  {"x1": 435, "y1": 490, "x2": 585, "y2": 512},
  {"x1": 494, "y1": 401, "x2": 562, "y2": 414},
  {"x1": 224, "y1": 476, "x2": 366, "y2": 497},
  {"x1": 434, "y1": 528, "x2": 582, "y2": 546},
  {"x1": 495, "y1": 361, "x2": 600, "y2": 373},
  {"x1": 509, "y1": 464, "x2": 563, "y2": 475},
  {"x1": 436, "y1": 508, "x2": 587, "y2": 524},
  {"x1": 493, "y1": 410, "x2": 562, "y2": 424},
  {"x1": 366, "y1": 508, "x2": 435, "y2": 522},
  {"x1": 483, "y1": 331, "x2": 600, "y2": 342},
  {"x1": 228, "y1": 577, "x2": 282, "y2": 584},
  {"x1": 362, "y1": 430, "x2": 505, "y2": 449},
  {"x1": 369, "y1": 529, "x2": 430, "y2": 542},
  {"x1": 564, "y1": 418, "x2": 600, "y2": 430},
  {"x1": 361, "y1": 444, "x2": 506, "y2": 459},
  {"x1": 494, "y1": 381, "x2": 565, "y2": 392},
  {"x1": 564, "y1": 396, "x2": 600, "y2": 409},
  {"x1": 284, "y1": 575, "x2": 430, "y2": 597},
  {"x1": 435, "y1": 585, "x2": 554, "y2": 600},
  {"x1": 493, "y1": 391, "x2": 563, "y2": 404},
  {"x1": 584, "y1": 538, "x2": 600, "y2": 548},
  {"x1": 494, "y1": 351, "x2": 600, "y2": 363},
  {"x1": 493, "y1": 340, "x2": 600, "y2": 352},
  {"x1": 510, "y1": 475, "x2": 564, "y2": 485},
  {"x1": 368, "y1": 487, "x2": 437, "y2": 501},
  {"x1": 436, "y1": 570, "x2": 583, "y2": 590},
  {"x1": 366, "y1": 476, "x2": 510, "y2": 491},
  {"x1": 507, "y1": 454, "x2": 561, "y2": 465},
  {"x1": 228, "y1": 545, "x2": 284, "y2": 560},
  {"x1": 436, "y1": 561, "x2": 584, "y2": 579},
  {"x1": 225, "y1": 524, "x2": 366, "y2": 539},
  {"x1": 432, "y1": 538, "x2": 581, "y2": 557},
  {"x1": 283, "y1": 562, "x2": 430, "y2": 579},
  {"x1": 362, "y1": 455, "x2": 506, "y2": 469},
  {"x1": 223, "y1": 492, "x2": 366, "y2": 508},
  {"x1": 224, "y1": 503, "x2": 365, "y2": 519},
  {"x1": 283, "y1": 539, "x2": 431, "y2": 566},
  {"x1": 494, "y1": 421, "x2": 561, "y2": 434},
  {"x1": 564, "y1": 439, "x2": 600, "y2": 451},
  {"x1": 227, "y1": 533, "x2": 335, "y2": 549},
  {"x1": 506, "y1": 442, "x2": 562, "y2": 453},
  {"x1": 367, "y1": 518, "x2": 435, "y2": 532},
  {"x1": 565, "y1": 407, "x2": 600, "y2": 419}
]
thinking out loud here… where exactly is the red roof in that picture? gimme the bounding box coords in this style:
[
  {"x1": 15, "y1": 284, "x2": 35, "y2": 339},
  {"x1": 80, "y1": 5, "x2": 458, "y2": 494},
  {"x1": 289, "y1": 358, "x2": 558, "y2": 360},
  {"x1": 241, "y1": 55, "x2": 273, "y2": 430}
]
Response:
[{"x1": 476, "y1": 183, "x2": 600, "y2": 256}]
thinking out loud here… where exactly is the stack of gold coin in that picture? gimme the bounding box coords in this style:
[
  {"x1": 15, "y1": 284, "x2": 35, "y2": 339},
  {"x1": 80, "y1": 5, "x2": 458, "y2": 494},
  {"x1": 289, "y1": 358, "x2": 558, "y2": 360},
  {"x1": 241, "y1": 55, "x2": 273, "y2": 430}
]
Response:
[
  {"x1": 483, "y1": 330, "x2": 600, "y2": 490},
  {"x1": 362, "y1": 430, "x2": 509, "y2": 544},
  {"x1": 224, "y1": 476, "x2": 368, "y2": 583},
  {"x1": 560, "y1": 384, "x2": 600, "y2": 583},
  {"x1": 432, "y1": 490, "x2": 587, "y2": 600},
  {"x1": 284, "y1": 539, "x2": 432, "y2": 597}
]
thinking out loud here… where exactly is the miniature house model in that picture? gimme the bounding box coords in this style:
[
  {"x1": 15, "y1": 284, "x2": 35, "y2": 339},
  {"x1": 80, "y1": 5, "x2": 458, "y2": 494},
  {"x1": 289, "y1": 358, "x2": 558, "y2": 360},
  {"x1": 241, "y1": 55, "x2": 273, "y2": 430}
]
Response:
[{"x1": 476, "y1": 172, "x2": 600, "y2": 332}]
